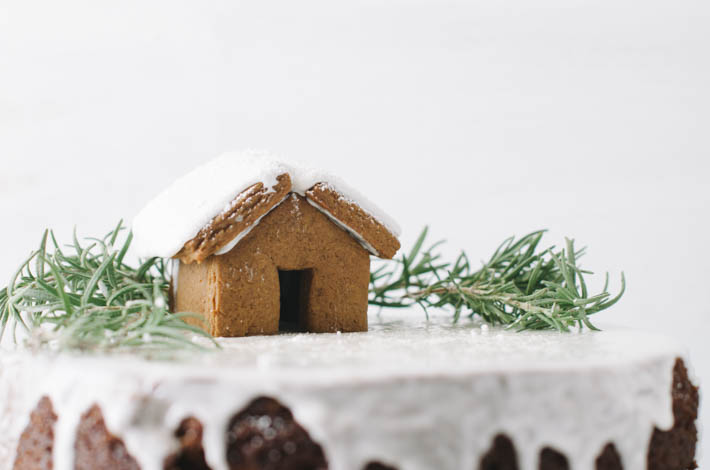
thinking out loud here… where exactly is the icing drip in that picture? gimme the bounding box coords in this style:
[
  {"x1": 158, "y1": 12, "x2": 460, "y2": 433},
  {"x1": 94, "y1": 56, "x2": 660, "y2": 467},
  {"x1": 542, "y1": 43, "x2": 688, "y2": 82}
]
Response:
[{"x1": 0, "y1": 312, "x2": 682, "y2": 470}]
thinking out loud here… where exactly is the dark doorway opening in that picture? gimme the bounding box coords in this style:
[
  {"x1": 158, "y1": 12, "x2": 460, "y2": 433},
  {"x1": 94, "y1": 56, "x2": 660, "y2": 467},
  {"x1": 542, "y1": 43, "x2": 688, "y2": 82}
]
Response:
[{"x1": 278, "y1": 269, "x2": 311, "y2": 332}]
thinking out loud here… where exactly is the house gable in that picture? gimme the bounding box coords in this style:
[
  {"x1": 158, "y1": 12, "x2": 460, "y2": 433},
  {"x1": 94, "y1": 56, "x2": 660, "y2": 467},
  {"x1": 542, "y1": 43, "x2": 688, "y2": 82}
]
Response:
[{"x1": 175, "y1": 179, "x2": 399, "y2": 264}]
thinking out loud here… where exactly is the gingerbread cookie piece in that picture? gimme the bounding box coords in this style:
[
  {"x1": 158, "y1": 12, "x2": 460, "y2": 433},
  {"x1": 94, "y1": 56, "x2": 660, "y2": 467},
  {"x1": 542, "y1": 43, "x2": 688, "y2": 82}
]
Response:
[
  {"x1": 176, "y1": 174, "x2": 292, "y2": 264},
  {"x1": 305, "y1": 183, "x2": 400, "y2": 259}
]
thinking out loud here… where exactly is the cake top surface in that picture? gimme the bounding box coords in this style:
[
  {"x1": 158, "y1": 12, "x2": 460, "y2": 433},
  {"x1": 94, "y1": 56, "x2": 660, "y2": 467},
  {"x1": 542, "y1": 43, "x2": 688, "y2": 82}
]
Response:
[
  {"x1": 132, "y1": 150, "x2": 402, "y2": 259},
  {"x1": 197, "y1": 314, "x2": 683, "y2": 381},
  {"x1": 2, "y1": 311, "x2": 682, "y2": 383}
]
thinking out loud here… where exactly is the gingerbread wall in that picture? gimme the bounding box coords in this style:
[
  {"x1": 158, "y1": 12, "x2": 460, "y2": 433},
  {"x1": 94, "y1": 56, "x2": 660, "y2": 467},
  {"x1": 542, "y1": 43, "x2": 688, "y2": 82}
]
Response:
[{"x1": 175, "y1": 193, "x2": 371, "y2": 337}]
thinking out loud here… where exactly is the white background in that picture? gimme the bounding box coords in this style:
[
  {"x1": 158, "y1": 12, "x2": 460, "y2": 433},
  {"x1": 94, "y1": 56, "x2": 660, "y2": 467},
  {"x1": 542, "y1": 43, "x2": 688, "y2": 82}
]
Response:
[{"x1": 1, "y1": 0, "x2": 708, "y2": 465}]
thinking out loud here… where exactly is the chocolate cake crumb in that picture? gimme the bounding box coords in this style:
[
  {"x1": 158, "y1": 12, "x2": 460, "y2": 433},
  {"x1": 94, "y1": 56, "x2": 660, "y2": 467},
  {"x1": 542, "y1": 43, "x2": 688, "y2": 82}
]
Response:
[
  {"x1": 595, "y1": 444, "x2": 623, "y2": 470},
  {"x1": 363, "y1": 463, "x2": 398, "y2": 470},
  {"x1": 479, "y1": 435, "x2": 518, "y2": 470},
  {"x1": 12, "y1": 396, "x2": 56, "y2": 470},
  {"x1": 539, "y1": 447, "x2": 569, "y2": 470},
  {"x1": 648, "y1": 358, "x2": 699, "y2": 470},
  {"x1": 226, "y1": 396, "x2": 327, "y2": 470},
  {"x1": 74, "y1": 404, "x2": 140, "y2": 470},
  {"x1": 164, "y1": 418, "x2": 211, "y2": 470}
]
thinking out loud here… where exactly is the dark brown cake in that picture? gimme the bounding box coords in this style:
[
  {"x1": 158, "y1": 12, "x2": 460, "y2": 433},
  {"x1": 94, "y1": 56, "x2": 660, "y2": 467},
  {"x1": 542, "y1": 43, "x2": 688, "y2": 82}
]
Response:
[
  {"x1": 164, "y1": 419, "x2": 210, "y2": 470},
  {"x1": 73, "y1": 405, "x2": 139, "y2": 470},
  {"x1": 12, "y1": 397, "x2": 56, "y2": 470}
]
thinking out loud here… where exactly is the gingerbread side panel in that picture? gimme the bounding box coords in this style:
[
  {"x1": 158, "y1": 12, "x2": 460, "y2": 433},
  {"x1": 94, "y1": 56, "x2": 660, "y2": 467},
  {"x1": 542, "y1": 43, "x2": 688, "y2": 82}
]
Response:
[{"x1": 175, "y1": 259, "x2": 218, "y2": 335}]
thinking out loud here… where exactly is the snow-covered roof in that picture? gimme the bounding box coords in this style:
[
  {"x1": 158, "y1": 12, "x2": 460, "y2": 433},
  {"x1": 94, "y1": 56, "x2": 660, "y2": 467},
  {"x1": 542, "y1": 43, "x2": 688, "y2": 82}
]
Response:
[{"x1": 132, "y1": 151, "x2": 401, "y2": 261}]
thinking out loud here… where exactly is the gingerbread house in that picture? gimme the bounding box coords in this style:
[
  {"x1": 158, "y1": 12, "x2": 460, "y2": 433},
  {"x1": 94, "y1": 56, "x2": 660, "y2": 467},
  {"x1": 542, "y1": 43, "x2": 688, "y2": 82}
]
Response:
[{"x1": 133, "y1": 152, "x2": 401, "y2": 337}]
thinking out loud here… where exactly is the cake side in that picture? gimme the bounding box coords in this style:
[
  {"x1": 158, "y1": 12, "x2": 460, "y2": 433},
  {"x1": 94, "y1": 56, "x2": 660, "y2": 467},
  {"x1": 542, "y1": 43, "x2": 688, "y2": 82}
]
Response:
[
  {"x1": 9, "y1": 359, "x2": 699, "y2": 470},
  {"x1": 0, "y1": 320, "x2": 696, "y2": 470}
]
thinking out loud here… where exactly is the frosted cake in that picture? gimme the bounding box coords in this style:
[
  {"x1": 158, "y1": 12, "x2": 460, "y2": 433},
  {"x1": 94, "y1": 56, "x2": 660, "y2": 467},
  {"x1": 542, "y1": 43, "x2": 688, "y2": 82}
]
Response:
[{"x1": 1, "y1": 313, "x2": 699, "y2": 470}]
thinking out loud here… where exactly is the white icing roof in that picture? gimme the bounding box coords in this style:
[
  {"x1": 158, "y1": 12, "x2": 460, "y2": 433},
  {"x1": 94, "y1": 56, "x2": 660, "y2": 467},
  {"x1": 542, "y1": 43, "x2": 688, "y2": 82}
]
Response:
[
  {"x1": 132, "y1": 151, "x2": 402, "y2": 259},
  {"x1": 0, "y1": 311, "x2": 685, "y2": 470}
]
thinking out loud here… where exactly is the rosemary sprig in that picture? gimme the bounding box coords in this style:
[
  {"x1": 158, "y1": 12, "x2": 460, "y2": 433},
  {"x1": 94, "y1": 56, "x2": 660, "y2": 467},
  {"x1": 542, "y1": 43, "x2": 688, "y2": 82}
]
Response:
[
  {"x1": 0, "y1": 221, "x2": 214, "y2": 351},
  {"x1": 369, "y1": 228, "x2": 625, "y2": 331}
]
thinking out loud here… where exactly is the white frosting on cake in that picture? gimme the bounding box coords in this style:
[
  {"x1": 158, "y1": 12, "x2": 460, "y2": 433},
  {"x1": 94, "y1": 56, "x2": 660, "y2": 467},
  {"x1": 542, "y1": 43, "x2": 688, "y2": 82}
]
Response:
[
  {"x1": 132, "y1": 151, "x2": 401, "y2": 259},
  {"x1": 0, "y1": 312, "x2": 682, "y2": 470}
]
